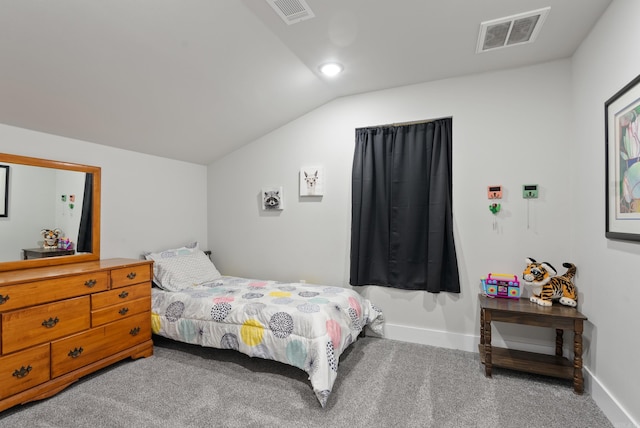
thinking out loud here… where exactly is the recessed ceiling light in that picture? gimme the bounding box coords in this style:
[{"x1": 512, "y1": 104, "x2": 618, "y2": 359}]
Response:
[{"x1": 319, "y1": 62, "x2": 343, "y2": 77}]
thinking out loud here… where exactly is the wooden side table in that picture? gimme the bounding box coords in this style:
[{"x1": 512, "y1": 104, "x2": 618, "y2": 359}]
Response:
[
  {"x1": 478, "y1": 294, "x2": 588, "y2": 394},
  {"x1": 22, "y1": 247, "x2": 75, "y2": 260}
]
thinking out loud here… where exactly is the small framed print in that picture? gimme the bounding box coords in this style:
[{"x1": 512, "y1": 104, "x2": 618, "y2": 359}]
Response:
[
  {"x1": 0, "y1": 165, "x2": 8, "y2": 217},
  {"x1": 262, "y1": 186, "x2": 284, "y2": 210},
  {"x1": 300, "y1": 166, "x2": 324, "y2": 196}
]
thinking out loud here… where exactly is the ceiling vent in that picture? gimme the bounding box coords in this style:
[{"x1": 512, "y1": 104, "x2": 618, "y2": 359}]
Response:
[
  {"x1": 266, "y1": 0, "x2": 315, "y2": 25},
  {"x1": 476, "y1": 7, "x2": 550, "y2": 53}
]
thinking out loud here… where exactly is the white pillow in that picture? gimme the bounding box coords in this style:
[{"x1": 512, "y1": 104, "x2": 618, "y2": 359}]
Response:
[
  {"x1": 144, "y1": 242, "x2": 199, "y2": 262},
  {"x1": 151, "y1": 250, "x2": 222, "y2": 292}
]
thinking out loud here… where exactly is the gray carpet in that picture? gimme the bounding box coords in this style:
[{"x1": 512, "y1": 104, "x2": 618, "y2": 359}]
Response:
[{"x1": 0, "y1": 336, "x2": 612, "y2": 428}]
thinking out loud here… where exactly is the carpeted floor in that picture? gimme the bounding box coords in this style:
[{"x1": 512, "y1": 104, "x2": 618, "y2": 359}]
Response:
[{"x1": 0, "y1": 336, "x2": 612, "y2": 427}]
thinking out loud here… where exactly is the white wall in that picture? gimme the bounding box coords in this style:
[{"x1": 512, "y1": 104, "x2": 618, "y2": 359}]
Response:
[
  {"x1": 571, "y1": 0, "x2": 640, "y2": 425},
  {"x1": 0, "y1": 124, "x2": 208, "y2": 260},
  {"x1": 208, "y1": 60, "x2": 574, "y2": 349},
  {"x1": 0, "y1": 163, "x2": 55, "y2": 260}
]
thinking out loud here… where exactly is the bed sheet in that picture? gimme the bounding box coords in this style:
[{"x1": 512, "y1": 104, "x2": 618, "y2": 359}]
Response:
[{"x1": 151, "y1": 276, "x2": 384, "y2": 407}]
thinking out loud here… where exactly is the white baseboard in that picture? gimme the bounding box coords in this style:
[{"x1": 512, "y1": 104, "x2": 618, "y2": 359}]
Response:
[
  {"x1": 381, "y1": 322, "x2": 478, "y2": 352},
  {"x1": 585, "y1": 366, "x2": 639, "y2": 428},
  {"x1": 381, "y1": 323, "x2": 637, "y2": 428},
  {"x1": 381, "y1": 322, "x2": 556, "y2": 354}
]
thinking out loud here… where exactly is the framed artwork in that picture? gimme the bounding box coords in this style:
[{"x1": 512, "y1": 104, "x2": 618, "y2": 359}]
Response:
[
  {"x1": 0, "y1": 165, "x2": 8, "y2": 217},
  {"x1": 262, "y1": 186, "x2": 284, "y2": 210},
  {"x1": 605, "y1": 73, "x2": 640, "y2": 241},
  {"x1": 299, "y1": 166, "x2": 324, "y2": 196}
]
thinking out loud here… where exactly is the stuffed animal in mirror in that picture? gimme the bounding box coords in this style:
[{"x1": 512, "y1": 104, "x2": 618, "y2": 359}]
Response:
[
  {"x1": 522, "y1": 257, "x2": 578, "y2": 307},
  {"x1": 41, "y1": 228, "x2": 62, "y2": 249}
]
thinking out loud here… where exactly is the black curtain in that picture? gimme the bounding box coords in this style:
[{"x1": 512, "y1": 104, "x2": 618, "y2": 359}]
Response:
[
  {"x1": 77, "y1": 173, "x2": 93, "y2": 253},
  {"x1": 350, "y1": 118, "x2": 460, "y2": 293}
]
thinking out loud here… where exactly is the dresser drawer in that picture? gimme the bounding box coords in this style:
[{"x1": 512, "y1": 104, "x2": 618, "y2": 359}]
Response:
[
  {"x1": 0, "y1": 272, "x2": 108, "y2": 312},
  {"x1": 0, "y1": 344, "x2": 50, "y2": 400},
  {"x1": 91, "y1": 297, "x2": 151, "y2": 327},
  {"x1": 1, "y1": 296, "x2": 91, "y2": 354},
  {"x1": 51, "y1": 312, "x2": 151, "y2": 377},
  {"x1": 110, "y1": 265, "x2": 151, "y2": 289},
  {"x1": 91, "y1": 282, "x2": 151, "y2": 310}
]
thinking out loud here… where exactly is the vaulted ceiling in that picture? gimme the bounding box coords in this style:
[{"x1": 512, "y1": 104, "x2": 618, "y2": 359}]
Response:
[{"x1": 0, "y1": 0, "x2": 612, "y2": 164}]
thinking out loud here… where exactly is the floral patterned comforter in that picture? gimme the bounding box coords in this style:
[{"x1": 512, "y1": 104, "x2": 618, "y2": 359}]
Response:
[{"x1": 150, "y1": 276, "x2": 384, "y2": 407}]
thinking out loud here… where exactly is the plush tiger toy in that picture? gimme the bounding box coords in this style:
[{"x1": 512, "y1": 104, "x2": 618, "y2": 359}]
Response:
[{"x1": 522, "y1": 257, "x2": 578, "y2": 307}]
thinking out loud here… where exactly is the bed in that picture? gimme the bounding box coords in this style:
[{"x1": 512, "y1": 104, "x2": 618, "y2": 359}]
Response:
[{"x1": 146, "y1": 244, "x2": 384, "y2": 407}]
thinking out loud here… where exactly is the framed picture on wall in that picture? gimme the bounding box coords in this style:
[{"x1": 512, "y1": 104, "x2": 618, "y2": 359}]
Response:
[
  {"x1": 262, "y1": 186, "x2": 284, "y2": 210},
  {"x1": 605, "y1": 73, "x2": 640, "y2": 241},
  {"x1": 0, "y1": 165, "x2": 8, "y2": 217},
  {"x1": 299, "y1": 166, "x2": 324, "y2": 196}
]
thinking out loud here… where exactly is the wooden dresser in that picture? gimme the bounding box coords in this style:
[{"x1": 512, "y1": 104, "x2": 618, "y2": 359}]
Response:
[{"x1": 0, "y1": 258, "x2": 154, "y2": 412}]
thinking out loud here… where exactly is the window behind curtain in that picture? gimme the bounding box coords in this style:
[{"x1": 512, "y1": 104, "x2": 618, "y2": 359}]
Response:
[{"x1": 350, "y1": 118, "x2": 460, "y2": 293}]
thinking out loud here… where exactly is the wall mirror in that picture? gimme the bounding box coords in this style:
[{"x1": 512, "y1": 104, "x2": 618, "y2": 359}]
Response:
[{"x1": 0, "y1": 153, "x2": 101, "y2": 271}]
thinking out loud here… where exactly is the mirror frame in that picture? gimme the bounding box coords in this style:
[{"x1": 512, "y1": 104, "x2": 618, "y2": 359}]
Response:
[{"x1": 0, "y1": 153, "x2": 101, "y2": 271}]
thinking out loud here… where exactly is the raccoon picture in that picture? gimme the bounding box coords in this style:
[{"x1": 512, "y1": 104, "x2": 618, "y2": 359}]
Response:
[{"x1": 263, "y1": 188, "x2": 283, "y2": 210}]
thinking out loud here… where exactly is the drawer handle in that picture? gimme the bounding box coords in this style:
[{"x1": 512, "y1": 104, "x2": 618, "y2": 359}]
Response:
[
  {"x1": 118, "y1": 291, "x2": 129, "y2": 299},
  {"x1": 127, "y1": 272, "x2": 137, "y2": 280},
  {"x1": 119, "y1": 307, "x2": 129, "y2": 316},
  {"x1": 12, "y1": 365, "x2": 32, "y2": 379},
  {"x1": 68, "y1": 347, "x2": 84, "y2": 358},
  {"x1": 42, "y1": 317, "x2": 59, "y2": 328},
  {"x1": 84, "y1": 279, "x2": 97, "y2": 288},
  {"x1": 129, "y1": 326, "x2": 141, "y2": 336},
  {"x1": 0, "y1": 294, "x2": 9, "y2": 305}
]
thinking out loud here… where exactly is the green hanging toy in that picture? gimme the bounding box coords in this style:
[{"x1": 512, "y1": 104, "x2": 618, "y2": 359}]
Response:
[{"x1": 489, "y1": 203, "x2": 500, "y2": 231}]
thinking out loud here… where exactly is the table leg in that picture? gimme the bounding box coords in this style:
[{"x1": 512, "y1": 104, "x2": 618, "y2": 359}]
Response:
[
  {"x1": 480, "y1": 308, "x2": 485, "y2": 345},
  {"x1": 573, "y1": 320, "x2": 584, "y2": 394},
  {"x1": 484, "y1": 310, "x2": 492, "y2": 377},
  {"x1": 555, "y1": 329, "x2": 563, "y2": 357}
]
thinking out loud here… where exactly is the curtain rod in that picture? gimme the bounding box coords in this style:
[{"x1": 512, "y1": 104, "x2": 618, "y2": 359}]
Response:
[{"x1": 373, "y1": 116, "x2": 452, "y2": 128}]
